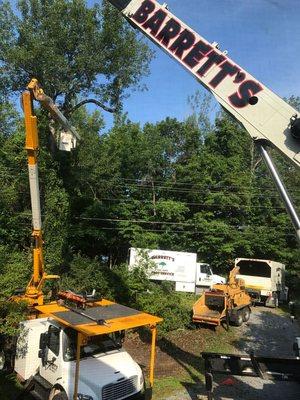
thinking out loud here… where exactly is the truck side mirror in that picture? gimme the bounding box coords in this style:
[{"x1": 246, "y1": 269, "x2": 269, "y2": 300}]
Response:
[
  {"x1": 39, "y1": 332, "x2": 48, "y2": 350},
  {"x1": 38, "y1": 333, "x2": 48, "y2": 366},
  {"x1": 38, "y1": 349, "x2": 44, "y2": 359}
]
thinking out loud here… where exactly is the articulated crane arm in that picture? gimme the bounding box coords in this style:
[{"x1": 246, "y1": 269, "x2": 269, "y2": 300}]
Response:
[
  {"x1": 108, "y1": 0, "x2": 300, "y2": 242},
  {"x1": 20, "y1": 79, "x2": 80, "y2": 306}
]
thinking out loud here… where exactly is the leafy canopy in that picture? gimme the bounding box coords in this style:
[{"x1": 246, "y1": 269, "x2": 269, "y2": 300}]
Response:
[{"x1": 0, "y1": 0, "x2": 153, "y2": 110}]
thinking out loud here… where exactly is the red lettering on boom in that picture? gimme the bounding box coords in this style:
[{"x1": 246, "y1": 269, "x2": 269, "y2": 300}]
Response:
[
  {"x1": 133, "y1": 0, "x2": 156, "y2": 24},
  {"x1": 132, "y1": 2, "x2": 263, "y2": 108},
  {"x1": 143, "y1": 8, "x2": 167, "y2": 35},
  {"x1": 169, "y1": 29, "x2": 196, "y2": 59},
  {"x1": 183, "y1": 40, "x2": 212, "y2": 68},
  {"x1": 156, "y1": 18, "x2": 181, "y2": 46}
]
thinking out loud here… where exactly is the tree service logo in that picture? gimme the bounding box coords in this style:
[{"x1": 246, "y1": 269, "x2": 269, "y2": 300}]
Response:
[{"x1": 131, "y1": 0, "x2": 263, "y2": 108}]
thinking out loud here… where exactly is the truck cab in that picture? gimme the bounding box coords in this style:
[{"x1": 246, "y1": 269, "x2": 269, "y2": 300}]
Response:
[
  {"x1": 196, "y1": 263, "x2": 225, "y2": 294},
  {"x1": 15, "y1": 318, "x2": 144, "y2": 400}
]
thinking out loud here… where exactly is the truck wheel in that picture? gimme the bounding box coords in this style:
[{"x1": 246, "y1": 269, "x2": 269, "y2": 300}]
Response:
[
  {"x1": 266, "y1": 292, "x2": 279, "y2": 308},
  {"x1": 242, "y1": 307, "x2": 251, "y2": 322},
  {"x1": 0, "y1": 350, "x2": 5, "y2": 370},
  {"x1": 234, "y1": 311, "x2": 244, "y2": 327},
  {"x1": 275, "y1": 293, "x2": 279, "y2": 307}
]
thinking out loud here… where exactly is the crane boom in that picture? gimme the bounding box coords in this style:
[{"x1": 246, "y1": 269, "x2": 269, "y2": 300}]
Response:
[
  {"x1": 108, "y1": 0, "x2": 300, "y2": 167},
  {"x1": 108, "y1": 0, "x2": 300, "y2": 243},
  {"x1": 19, "y1": 79, "x2": 80, "y2": 306}
]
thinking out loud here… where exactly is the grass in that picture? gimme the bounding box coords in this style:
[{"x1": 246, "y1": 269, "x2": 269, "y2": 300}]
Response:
[
  {"x1": 278, "y1": 300, "x2": 300, "y2": 322},
  {"x1": 153, "y1": 376, "x2": 190, "y2": 399},
  {"x1": 152, "y1": 325, "x2": 238, "y2": 399},
  {"x1": 202, "y1": 325, "x2": 236, "y2": 353}
]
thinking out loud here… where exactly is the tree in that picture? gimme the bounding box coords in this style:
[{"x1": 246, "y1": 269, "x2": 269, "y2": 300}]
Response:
[
  {"x1": 0, "y1": 0, "x2": 153, "y2": 112},
  {"x1": 0, "y1": 0, "x2": 154, "y2": 276}
]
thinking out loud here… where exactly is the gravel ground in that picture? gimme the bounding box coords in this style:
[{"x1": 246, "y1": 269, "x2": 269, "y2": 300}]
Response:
[
  {"x1": 236, "y1": 306, "x2": 299, "y2": 357},
  {"x1": 161, "y1": 307, "x2": 300, "y2": 400}
]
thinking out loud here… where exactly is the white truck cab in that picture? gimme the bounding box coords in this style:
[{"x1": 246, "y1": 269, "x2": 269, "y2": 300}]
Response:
[
  {"x1": 196, "y1": 263, "x2": 225, "y2": 293},
  {"x1": 14, "y1": 318, "x2": 144, "y2": 400}
]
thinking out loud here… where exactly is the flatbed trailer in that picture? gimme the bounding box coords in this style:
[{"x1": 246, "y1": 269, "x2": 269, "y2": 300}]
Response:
[{"x1": 202, "y1": 351, "x2": 300, "y2": 400}]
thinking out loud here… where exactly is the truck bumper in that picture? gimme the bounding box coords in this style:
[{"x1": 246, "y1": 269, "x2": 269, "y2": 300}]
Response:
[{"x1": 127, "y1": 390, "x2": 145, "y2": 399}]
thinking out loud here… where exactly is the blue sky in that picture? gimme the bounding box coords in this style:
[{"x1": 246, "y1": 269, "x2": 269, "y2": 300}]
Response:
[{"x1": 96, "y1": 0, "x2": 300, "y2": 130}]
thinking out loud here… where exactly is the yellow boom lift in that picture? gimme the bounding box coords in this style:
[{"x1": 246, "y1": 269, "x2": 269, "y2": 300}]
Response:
[
  {"x1": 19, "y1": 78, "x2": 81, "y2": 307},
  {"x1": 6, "y1": 79, "x2": 162, "y2": 400}
]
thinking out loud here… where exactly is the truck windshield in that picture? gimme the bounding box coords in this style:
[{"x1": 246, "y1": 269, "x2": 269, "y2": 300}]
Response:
[
  {"x1": 63, "y1": 328, "x2": 122, "y2": 361},
  {"x1": 201, "y1": 264, "x2": 211, "y2": 275},
  {"x1": 237, "y1": 260, "x2": 271, "y2": 278}
]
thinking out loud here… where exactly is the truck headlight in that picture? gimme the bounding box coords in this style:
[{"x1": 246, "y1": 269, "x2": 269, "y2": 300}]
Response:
[{"x1": 77, "y1": 394, "x2": 93, "y2": 400}]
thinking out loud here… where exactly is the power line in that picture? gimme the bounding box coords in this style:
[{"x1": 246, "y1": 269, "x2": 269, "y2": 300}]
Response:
[
  {"x1": 81, "y1": 197, "x2": 290, "y2": 210},
  {"x1": 8, "y1": 213, "x2": 293, "y2": 230},
  {"x1": 69, "y1": 225, "x2": 297, "y2": 238},
  {"x1": 1, "y1": 169, "x2": 300, "y2": 195},
  {"x1": 2, "y1": 196, "x2": 296, "y2": 212},
  {"x1": 1, "y1": 180, "x2": 298, "y2": 201},
  {"x1": 73, "y1": 216, "x2": 293, "y2": 230}
]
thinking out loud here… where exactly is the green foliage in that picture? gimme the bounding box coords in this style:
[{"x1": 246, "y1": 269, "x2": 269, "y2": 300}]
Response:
[
  {"x1": 0, "y1": 301, "x2": 28, "y2": 336},
  {"x1": 137, "y1": 284, "x2": 193, "y2": 333},
  {"x1": 0, "y1": 246, "x2": 29, "y2": 338},
  {"x1": 0, "y1": 0, "x2": 153, "y2": 110},
  {"x1": 59, "y1": 254, "x2": 114, "y2": 299},
  {"x1": 0, "y1": 246, "x2": 31, "y2": 301},
  {"x1": 0, "y1": 372, "x2": 26, "y2": 400},
  {"x1": 1, "y1": 98, "x2": 300, "y2": 331},
  {"x1": 0, "y1": 0, "x2": 299, "y2": 334},
  {"x1": 43, "y1": 169, "x2": 70, "y2": 272}
]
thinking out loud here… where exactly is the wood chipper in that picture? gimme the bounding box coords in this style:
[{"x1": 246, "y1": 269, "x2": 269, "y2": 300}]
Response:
[{"x1": 192, "y1": 267, "x2": 252, "y2": 327}]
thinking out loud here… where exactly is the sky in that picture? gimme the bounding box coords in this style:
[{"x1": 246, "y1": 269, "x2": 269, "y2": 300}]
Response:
[{"x1": 93, "y1": 0, "x2": 300, "y2": 130}]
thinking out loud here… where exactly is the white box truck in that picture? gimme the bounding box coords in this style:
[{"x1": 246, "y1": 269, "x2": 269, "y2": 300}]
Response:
[
  {"x1": 1, "y1": 317, "x2": 145, "y2": 400},
  {"x1": 235, "y1": 258, "x2": 289, "y2": 307},
  {"x1": 129, "y1": 248, "x2": 225, "y2": 294}
]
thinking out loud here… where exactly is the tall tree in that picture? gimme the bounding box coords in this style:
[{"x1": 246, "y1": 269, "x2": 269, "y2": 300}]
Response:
[{"x1": 0, "y1": 0, "x2": 153, "y2": 112}]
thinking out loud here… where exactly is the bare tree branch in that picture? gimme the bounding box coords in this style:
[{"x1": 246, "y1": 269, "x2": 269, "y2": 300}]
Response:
[{"x1": 68, "y1": 99, "x2": 117, "y2": 115}]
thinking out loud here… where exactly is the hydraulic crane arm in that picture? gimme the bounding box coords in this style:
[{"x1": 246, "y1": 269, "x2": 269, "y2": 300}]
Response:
[
  {"x1": 27, "y1": 79, "x2": 81, "y2": 146},
  {"x1": 108, "y1": 0, "x2": 300, "y2": 242},
  {"x1": 19, "y1": 79, "x2": 80, "y2": 306},
  {"x1": 108, "y1": 0, "x2": 300, "y2": 167}
]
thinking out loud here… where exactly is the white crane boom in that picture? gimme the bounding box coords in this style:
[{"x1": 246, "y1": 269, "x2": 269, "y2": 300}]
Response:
[{"x1": 108, "y1": 0, "x2": 300, "y2": 167}]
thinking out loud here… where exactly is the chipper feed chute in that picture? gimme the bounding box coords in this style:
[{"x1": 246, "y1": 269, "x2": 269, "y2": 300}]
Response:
[{"x1": 193, "y1": 291, "x2": 227, "y2": 326}]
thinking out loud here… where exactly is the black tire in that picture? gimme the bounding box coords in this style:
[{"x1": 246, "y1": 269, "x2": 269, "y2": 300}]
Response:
[
  {"x1": 52, "y1": 392, "x2": 68, "y2": 400},
  {"x1": 0, "y1": 350, "x2": 5, "y2": 371},
  {"x1": 275, "y1": 293, "x2": 279, "y2": 308},
  {"x1": 266, "y1": 292, "x2": 278, "y2": 308},
  {"x1": 233, "y1": 310, "x2": 244, "y2": 326},
  {"x1": 242, "y1": 306, "x2": 251, "y2": 322}
]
